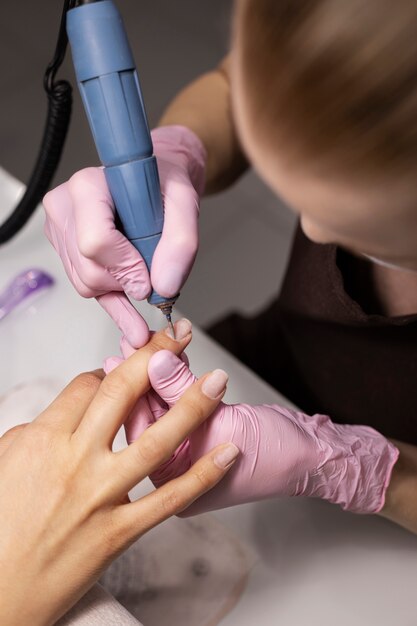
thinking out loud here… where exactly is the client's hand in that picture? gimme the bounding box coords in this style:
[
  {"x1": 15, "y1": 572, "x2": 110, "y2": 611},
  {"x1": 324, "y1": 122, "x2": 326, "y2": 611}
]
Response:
[
  {"x1": 0, "y1": 323, "x2": 237, "y2": 626},
  {"x1": 122, "y1": 350, "x2": 399, "y2": 517}
]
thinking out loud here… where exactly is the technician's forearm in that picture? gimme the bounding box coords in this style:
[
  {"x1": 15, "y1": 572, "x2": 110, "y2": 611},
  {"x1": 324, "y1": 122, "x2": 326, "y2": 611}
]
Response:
[
  {"x1": 158, "y1": 56, "x2": 248, "y2": 194},
  {"x1": 379, "y1": 439, "x2": 417, "y2": 534}
]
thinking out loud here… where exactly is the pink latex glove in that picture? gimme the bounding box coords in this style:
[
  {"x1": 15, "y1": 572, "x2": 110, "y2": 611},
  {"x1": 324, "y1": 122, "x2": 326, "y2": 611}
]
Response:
[
  {"x1": 43, "y1": 125, "x2": 206, "y2": 348},
  {"x1": 119, "y1": 350, "x2": 399, "y2": 516}
]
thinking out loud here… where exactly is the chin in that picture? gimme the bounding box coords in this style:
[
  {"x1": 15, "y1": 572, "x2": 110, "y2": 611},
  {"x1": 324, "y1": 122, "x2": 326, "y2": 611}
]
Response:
[{"x1": 300, "y1": 216, "x2": 333, "y2": 245}]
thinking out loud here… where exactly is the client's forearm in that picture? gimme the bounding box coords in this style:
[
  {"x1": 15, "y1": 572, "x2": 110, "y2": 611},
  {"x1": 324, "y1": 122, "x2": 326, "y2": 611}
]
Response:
[{"x1": 379, "y1": 439, "x2": 417, "y2": 534}]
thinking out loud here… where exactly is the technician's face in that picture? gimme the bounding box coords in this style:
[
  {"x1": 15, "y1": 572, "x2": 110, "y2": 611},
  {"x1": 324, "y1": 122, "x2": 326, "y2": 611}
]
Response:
[{"x1": 231, "y1": 48, "x2": 417, "y2": 272}]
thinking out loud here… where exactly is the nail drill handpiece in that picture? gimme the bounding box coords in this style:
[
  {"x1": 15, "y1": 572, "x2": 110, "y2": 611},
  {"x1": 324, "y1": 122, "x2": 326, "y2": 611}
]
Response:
[{"x1": 67, "y1": 0, "x2": 178, "y2": 327}]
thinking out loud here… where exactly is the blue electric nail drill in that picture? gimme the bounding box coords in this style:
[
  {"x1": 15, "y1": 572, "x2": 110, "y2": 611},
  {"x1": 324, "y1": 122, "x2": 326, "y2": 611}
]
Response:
[{"x1": 66, "y1": 0, "x2": 176, "y2": 334}]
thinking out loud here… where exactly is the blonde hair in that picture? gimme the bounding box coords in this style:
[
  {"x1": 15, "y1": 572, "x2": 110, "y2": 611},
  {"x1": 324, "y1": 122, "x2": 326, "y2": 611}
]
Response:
[{"x1": 235, "y1": 0, "x2": 417, "y2": 181}]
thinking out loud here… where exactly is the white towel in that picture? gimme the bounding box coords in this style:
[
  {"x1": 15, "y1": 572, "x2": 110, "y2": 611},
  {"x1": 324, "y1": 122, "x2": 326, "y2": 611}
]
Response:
[
  {"x1": 0, "y1": 378, "x2": 63, "y2": 434},
  {"x1": 100, "y1": 514, "x2": 254, "y2": 626}
]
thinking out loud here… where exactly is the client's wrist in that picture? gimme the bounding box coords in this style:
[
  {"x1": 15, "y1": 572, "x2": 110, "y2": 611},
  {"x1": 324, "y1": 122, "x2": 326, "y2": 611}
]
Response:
[
  {"x1": 0, "y1": 563, "x2": 57, "y2": 626},
  {"x1": 0, "y1": 591, "x2": 46, "y2": 626}
]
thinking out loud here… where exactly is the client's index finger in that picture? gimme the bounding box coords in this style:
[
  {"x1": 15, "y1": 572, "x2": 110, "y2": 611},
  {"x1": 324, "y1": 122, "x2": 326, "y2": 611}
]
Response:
[{"x1": 74, "y1": 320, "x2": 192, "y2": 446}]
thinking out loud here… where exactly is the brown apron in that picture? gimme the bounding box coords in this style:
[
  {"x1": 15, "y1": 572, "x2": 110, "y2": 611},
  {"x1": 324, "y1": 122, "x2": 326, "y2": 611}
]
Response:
[{"x1": 208, "y1": 226, "x2": 417, "y2": 445}]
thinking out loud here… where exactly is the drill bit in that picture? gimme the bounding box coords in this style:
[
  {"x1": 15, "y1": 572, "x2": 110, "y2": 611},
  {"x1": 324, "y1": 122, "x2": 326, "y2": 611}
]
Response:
[
  {"x1": 158, "y1": 302, "x2": 176, "y2": 339},
  {"x1": 165, "y1": 312, "x2": 175, "y2": 338}
]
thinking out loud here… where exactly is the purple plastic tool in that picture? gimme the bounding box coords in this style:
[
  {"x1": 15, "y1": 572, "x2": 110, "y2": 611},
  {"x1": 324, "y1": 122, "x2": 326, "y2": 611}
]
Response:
[{"x1": 0, "y1": 269, "x2": 54, "y2": 321}]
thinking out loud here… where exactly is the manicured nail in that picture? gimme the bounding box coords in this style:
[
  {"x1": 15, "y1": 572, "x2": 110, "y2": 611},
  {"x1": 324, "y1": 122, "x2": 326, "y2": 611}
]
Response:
[
  {"x1": 214, "y1": 443, "x2": 240, "y2": 469},
  {"x1": 166, "y1": 318, "x2": 192, "y2": 340},
  {"x1": 201, "y1": 369, "x2": 228, "y2": 399}
]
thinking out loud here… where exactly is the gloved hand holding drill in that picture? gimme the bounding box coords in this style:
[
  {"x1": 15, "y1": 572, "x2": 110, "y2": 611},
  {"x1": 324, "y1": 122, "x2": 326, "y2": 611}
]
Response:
[{"x1": 44, "y1": 125, "x2": 206, "y2": 348}]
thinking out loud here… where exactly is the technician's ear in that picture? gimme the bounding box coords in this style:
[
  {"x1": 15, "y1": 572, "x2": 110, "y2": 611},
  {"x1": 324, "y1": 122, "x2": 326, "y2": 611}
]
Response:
[{"x1": 0, "y1": 423, "x2": 28, "y2": 456}]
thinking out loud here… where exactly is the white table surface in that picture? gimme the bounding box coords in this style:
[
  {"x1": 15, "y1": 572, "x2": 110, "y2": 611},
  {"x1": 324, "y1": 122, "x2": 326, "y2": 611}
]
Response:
[{"x1": 1, "y1": 167, "x2": 417, "y2": 626}]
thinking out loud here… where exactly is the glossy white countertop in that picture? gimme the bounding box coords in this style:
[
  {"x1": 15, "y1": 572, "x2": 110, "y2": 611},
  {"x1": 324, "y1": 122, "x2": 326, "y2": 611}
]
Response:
[{"x1": 1, "y1": 167, "x2": 417, "y2": 626}]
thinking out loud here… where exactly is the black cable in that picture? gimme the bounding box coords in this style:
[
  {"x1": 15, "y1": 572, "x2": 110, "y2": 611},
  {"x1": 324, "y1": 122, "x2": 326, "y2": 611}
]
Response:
[{"x1": 0, "y1": 0, "x2": 74, "y2": 244}]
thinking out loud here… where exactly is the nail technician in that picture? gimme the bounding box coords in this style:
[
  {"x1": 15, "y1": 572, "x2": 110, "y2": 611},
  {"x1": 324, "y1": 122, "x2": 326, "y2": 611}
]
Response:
[{"x1": 44, "y1": 0, "x2": 417, "y2": 534}]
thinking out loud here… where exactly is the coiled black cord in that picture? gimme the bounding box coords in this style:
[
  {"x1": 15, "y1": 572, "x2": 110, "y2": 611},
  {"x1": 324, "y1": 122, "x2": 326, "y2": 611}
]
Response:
[{"x1": 0, "y1": 0, "x2": 74, "y2": 244}]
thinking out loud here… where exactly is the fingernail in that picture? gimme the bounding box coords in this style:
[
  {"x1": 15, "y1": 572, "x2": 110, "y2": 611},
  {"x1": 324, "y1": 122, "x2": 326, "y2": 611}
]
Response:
[
  {"x1": 214, "y1": 443, "x2": 240, "y2": 469},
  {"x1": 201, "y1": 369, "x2": 228, "y2": 399},
  {"x1": 165, "y1": 318, "x2": 192, "y2": 340}
]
